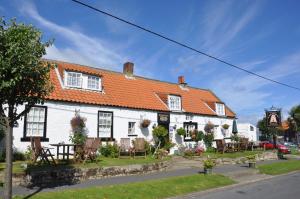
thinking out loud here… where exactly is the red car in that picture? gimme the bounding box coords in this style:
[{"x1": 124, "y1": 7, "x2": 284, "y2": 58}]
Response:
[
  {"x1": 277, "y1": 144, "x2": 291, "y2": 154},
  {"x1": 259, "y1": 141, "x2": 275, "y2": 149}
]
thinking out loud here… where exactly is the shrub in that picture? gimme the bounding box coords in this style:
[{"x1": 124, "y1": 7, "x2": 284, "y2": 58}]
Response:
[
  {"x1": 163, "y1": 140, "x2": 175, "y2": 151},
  {"x1": 183, "y1": 148, "x2": 194, "y2": 157},
  {"x1": 152, "y1": 125, "x2": 168, "y2": 148},
  {"x1": 69, "y1": 112, "x2": 87, "y2": 145},
  {"x1": 222, "y1": 124, "x2": 230, "y2": 130},
  {"x1": 246, "y1": 155, "x2": 256, "y2": 163},
  {"x1": 100, "y1": 143, "x2": 119, "y2": 158},
  {"x1": 24, "y1": 146, "x2": 33, "y2": 161},
  {"x1": 195, "y1": 146, "x2": 204, "y2": 156},
  {"x1": 13, "y1": 150, "x2": 26, "y2": 161},
  {"x1": 203, "y1": 158, "x2": 216, "y2": 169},
  {"x1": 231, "y1": 134, "x2": 240, "y2": 142},
  {"x1": 154, "y1": 149, "x2": 168, "y2": 160},
  {"x1": 204, "y1": 133, "x2": 214, "y2": 148},
  {"x1": 176, "y1": 128, "x2": 185, "y2": 136},
  {"x1": 191, "y1": 130, "x2": 204, "y2": 142}
]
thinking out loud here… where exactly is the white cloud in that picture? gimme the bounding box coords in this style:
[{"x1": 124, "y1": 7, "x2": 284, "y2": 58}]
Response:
[{"x1": 17, "y1": 1, "x2": 126, "y2": 69}]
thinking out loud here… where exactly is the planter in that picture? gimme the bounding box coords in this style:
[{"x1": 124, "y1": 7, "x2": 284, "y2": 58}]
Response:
[
  {"x1": 204, "y1": 168, "x2": 213, "y2": 174},
  {"x1": 248, "y1": 162, "x2": 256, "y2": 168}
]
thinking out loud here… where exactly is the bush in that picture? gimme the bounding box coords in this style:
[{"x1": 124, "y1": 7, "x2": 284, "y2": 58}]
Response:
[
  {"x1": 204, "y1": 133, "x2": 214, "y2": 148},
  {"x1": 183, "y1": 148, "x2": 194, "y2": 157},
  {"x1": 69, "y1": 112, "x2": 87, "y2": 145},
  {"x1": 203, "y1": 158, "x2": 216, "y2": 169},
  {"x1": 24, "y1": 146, "x2": 33, "y2": 161},
  {"x1": 191, "y1": 130, "x2": 204, "y2": 142},
  {"x1": 13, "y1": 150, "x2": 26, "y2": 161},
  {"x1": 176, "y1": 128, "x2": 185, "y2": 136},
  {"x1": 100, "y1": 143, "x2": 119, "y2": 158},
  {"x1": 222, "y1": 124, "x2": 230, "y2": 130},
  {"x1": 163, "y1": 140, "x2": 175, "y2": 151},
  {"x1": 152, "y1": 125, "x2": 168, "y2": 148},
  {"x1": 154, "y1": 149, "x2": 168, "y2": 160}
]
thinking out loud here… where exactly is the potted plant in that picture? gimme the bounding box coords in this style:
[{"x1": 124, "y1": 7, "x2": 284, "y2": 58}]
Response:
[
  {"x1": 140, "y1": 119, "x2": 151, "y2": 128},
  {"x1": 222, "y1": 124, "x2": 230, "y2": 130},
  {"x1": 203, "y1": 158, "x2": 216, "y2": 174},
  {"x1": 246, "y1": 155, "x2": 256, "y2": 168},
  {"x1": 176, "y1": 127, "x2": 186, "y2": 136}
]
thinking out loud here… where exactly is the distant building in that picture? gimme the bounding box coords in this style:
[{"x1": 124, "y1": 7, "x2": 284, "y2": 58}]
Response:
[{"x1": 237, "y1": 123, "x2": 258, "y2": 142}]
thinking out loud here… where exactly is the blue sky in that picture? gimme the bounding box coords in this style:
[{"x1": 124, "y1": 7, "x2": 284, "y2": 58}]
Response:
[{"x1": 1, "y1": 0, "x2": 300, "y2": 124}]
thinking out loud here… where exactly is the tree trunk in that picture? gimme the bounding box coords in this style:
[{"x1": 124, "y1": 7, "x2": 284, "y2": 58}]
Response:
[
  {"x1": 4, "y1": 117, "x2": 13, "y2": 199},
  {"x1": 273, "y1": 134, "x2": 277, "y2": 148}
]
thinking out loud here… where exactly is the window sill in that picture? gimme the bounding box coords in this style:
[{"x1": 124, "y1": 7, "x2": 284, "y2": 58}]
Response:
[
  {"x1": 128, "y1": 134, "x2": 138, "y2": 137},
  {"x1": 21, "y1": 137, "x2": 49, "y2": 142}
]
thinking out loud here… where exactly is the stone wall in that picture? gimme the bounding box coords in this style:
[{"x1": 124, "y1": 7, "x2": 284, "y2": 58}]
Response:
[{"x1": 11, "y1": 161, "x2": 170, "y2": 187}]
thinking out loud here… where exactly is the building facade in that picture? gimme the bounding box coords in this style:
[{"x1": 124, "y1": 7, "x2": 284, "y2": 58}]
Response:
[
  {"x1": 12, "y1": 60, "x2": 236, "y2": 154},
  {"x1": 237, "y1": 123, "x2": 258, "y2": 142}
]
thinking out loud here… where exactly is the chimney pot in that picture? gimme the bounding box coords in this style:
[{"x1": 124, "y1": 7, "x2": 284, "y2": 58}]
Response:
[
  {"x1": 123, "y1": 62, "x2": 134, "y2": 76},
  {"x1": 178, "y1": 76, "x2": 185, "y2": 84}
]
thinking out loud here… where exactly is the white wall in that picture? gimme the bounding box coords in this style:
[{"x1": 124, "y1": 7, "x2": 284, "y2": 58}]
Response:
[
  {"x1": 12, "y1": 101, "x2": 234, "y2": 154},
  {"x1": 237, "y1": 123, "x2": 258, "y2": 142}
]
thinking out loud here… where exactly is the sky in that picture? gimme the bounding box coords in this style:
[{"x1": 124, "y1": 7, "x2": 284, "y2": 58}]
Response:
[{"x1": 1, "y1": 0, "x2": 300, "y2": 124}]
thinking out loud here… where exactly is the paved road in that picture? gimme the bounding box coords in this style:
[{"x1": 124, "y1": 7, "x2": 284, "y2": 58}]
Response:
[{"x1": 177, "y1": 172, "x2": 300, "y2": 199}]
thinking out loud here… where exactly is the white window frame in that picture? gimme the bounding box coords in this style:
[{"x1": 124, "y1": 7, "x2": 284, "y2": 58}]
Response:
[
  {"x1": 168, "y1": 95, "x2": 181, "y2": 111},
  {"x1": 65, "y1": 71, "x2": 82, "y2": 88},
  {"x1": 87, "y1": 75, "x2": 101, "y2": 91},
  {"x1": 25, "y1": 106, "x2": 46, "y2": 137},
  {"x1": 215, "y1": 103, "x2": 225, "y2": 116},
  {"x1": 98, "y1": 111, "x2": 113, "y2": 138},
  {"x1": 186, "y1": 114, "x2": 193, "y2": 121},
  {"x1": 128, "y1": 122, "x2": 136, "y2": 135}
]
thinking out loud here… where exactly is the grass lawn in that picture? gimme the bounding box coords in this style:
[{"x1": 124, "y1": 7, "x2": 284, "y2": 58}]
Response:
[
  {"x1": 290, "y1": 148, "x2": 300, "y2": 155},
  {"x1": 258, "y1": 160, "x2": 300, "y2": 175},
  {"x1": 202, "y1": 150, "x2": 263, "y2": 159},
  {"x1": 0, "y1": 156, "x2": 171, "y2": 174},
  {"x1": 13, "y1": 174, "x2": 234, "y2": 199}
]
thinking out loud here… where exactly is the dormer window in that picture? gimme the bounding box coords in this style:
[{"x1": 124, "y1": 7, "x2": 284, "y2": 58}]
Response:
[
  {"x1": 66, "y1": 72, "x2": 82, "y2": 88},
  {"x1": 168, "y1": 95, "x2": 181, "y2": 111},
  {"x1": 215, "y1": 103, "x2": 225, "y2": 116},
  {"x1": 64, "y1": 71, "x2": 101, "y2": 91},
  {"x1": 87, "y1": 76, "x2": 100, "y2": 90}
]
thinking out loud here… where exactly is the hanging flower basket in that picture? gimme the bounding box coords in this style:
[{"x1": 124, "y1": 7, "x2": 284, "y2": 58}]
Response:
[
  {"x1": 222, "y1": 124, "x2": 229, "y2": 130},
  {"x1": 141, "y1": 119, "x2": 151, "y2": 128}
]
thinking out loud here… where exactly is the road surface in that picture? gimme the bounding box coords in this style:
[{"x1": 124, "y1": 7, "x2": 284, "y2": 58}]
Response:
[{"x1": 178, "y1": 172, "x2": 300, "y2": 199}]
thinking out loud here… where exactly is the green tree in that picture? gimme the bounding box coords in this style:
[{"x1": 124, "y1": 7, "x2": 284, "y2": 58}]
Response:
[
  {"x1": 0, "y1": 18, "x2": 52, "y2": 199},
  {"x1": 289, "y1": 105, "x2": 300, "y2": 131},
  {"x1": 257, "y1": 117, "x2": 283, "y2": 146},
  {"x1": 152, "y1": 125, "x2": 168, "y2": 148}
]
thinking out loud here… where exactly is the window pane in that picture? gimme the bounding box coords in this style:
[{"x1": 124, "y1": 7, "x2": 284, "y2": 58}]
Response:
[{"x1": 98, "y1": 112, "x2": 112, "y2": 137}]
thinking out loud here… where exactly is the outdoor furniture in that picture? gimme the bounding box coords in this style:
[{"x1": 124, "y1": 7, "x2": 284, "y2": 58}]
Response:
[
  {"x1": 239, "y1": 138, "x2": 249, "y2": 151},
  {"x1": 133, "y1": 138, "x2": 146, "y2": 158},
  {"x1": 50, "y1": 143, "x2": 81, "y2": 160},
  {"x1": 83, "y1": 138, "x2": 101, "y2": 163},
  {"x1": 118, "y1": 138, "x2": 132, "y2": 158},
  {"x1": 215, "y1": 139, "x2": 227, "y2": 153},
  {"x1": 31, "y1": 137, "x2": 56, "y2": 165}
]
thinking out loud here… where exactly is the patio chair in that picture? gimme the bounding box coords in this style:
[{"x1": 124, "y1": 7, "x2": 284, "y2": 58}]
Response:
[
  {"x1": 239, "y1": 138, "x2": 249, "y2": 151},
  {"x1": 133, "y1": 138, "x2": 146, "y2": 158},
  {"x1": 83, "y1": 138, "x2": 101, "y2": 163},
  {"x1": 215, "y1": 139, "x2": 228, "y2": 154},
  {"x1": 31, "y1": 137, "x2": 56, "y2": 165},
  {"x1": 118, "y1": 138, "x2": 132, "y2": 158}
]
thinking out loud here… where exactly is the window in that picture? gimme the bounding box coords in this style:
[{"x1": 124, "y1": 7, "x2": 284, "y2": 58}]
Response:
[
  {"x1": 22, "y1": 106, "x2": 48, "y2": 141},
  {"x1": 128, "y1": 122, "x2": 136, "y2": 135},
  {"x1": 215, "y1": 103, "x2": 225, "y2": 116},
  {"x1": 87, "y1": 76, "x2": 100, "y2": 90},
  {"x1": 186, "y1": 114, "x2": 193, "y2": 121},
  {"x1": 250, "y1": 126, "x2": 254, "y2": 131},
  {"x1": 66, "y1": 72, "x2": 82, "y2": 88},
  {"x1": 168, "y1": 95, "x2": 181, "y2": 111},
  {"x1": 98, "y1": 111, "x2": 113, "y2": 138},
  {"x1": 183, "y1": 122, "x2": 198, "y2": 141}
]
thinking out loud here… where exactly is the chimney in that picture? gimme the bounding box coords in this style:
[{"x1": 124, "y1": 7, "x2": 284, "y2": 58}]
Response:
[
  {"x1": 123, "y1": 62, "x2": 134, "y2": 76},
  {"x1": 178, "y1": 76, "x2": 185, "y2": 85}
]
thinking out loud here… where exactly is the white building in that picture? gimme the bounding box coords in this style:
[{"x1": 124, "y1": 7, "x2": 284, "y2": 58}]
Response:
[
  {"x1": 11, "y1": 60, "x2": 236, "y2": 154},
  {"x1": 237, "y1": 123, "x2": 258, "y2": 142}
]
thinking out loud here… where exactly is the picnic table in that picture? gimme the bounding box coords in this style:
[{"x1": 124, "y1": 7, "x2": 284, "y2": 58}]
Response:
[{"x1": 50, "y1": 143, "x2": 81, "y2": 160}]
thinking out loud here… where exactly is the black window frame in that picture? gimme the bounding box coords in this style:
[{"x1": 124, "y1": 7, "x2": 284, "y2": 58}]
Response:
[
  {"x1": 183, "y1": 122, "x2": 198, "y2": 142},
  {"x1": 97, "y1": 111, "x2": 114, "y2": 141},
  {"x1": 21, "y1": 105, "x2": 49, "y2": 142}
]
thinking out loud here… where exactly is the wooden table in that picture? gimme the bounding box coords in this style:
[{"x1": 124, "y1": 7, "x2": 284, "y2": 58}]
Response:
[{"x1": 50, "y1": 143, "x2": 81, "y2": 160}]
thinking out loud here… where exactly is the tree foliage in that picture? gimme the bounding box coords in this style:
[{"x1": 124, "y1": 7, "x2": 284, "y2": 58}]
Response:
[
  {"x1": 0, "y1": 18, "x2": 53, "y2": 124},
  {"x1": 257, "y1": 117, "x2": 283, "y2": 140},
  {"x1": 289, "y1": 105, "x2": 300, "y2": 131}
]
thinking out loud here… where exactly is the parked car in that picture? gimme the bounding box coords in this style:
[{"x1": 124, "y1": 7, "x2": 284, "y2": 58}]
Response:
[
  {"x1": 277, "y1": 144, "x2": 291, "y2": 154},
  {"x1": 259, "y1": 141, "x2": 275, "y2": 149},
  {"x1": 283, "y1": 142, "x2": 298, "y2": 148}
]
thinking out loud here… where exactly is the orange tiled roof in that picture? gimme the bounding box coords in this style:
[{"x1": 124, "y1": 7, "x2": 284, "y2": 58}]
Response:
[
  {"x1": 46, "y1": 60, "x2": 236, "y2": 118},
  {"x1": 281, "y1": 121, "x2": 289, "y2": 130}
]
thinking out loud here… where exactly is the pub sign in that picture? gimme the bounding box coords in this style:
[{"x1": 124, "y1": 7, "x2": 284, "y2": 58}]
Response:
[
  {"x1": 265, "y1": 107, "x2": 281, "y2": 127},
  {"x1": 157, "y1": 113, "x2": 170, "y2": 124}
]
